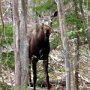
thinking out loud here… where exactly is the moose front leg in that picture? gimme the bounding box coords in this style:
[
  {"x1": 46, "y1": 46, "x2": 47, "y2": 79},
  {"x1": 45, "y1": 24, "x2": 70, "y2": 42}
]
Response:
[
  {"x1": 43, "y1": 60, "x2": 51, "y2": 90},
  {"x1": 29, "y1": 64, "x2": 32, "y2": 86},
  {"x1": 32, "y1": 59, "x2": 37, "y2": 90}
]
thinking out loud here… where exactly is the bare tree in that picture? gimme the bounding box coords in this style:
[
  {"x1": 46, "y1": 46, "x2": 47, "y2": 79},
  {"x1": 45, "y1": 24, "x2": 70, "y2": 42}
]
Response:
[
  {"x1": 19, "y1": 0, "x2": 29, "y2": 86},
  {"x1": 56, "y1": 0, "x2": 71, "y2": 90},
  {"x1": 72, "y1": 0, "x2": 80, "y2": 90},
  {"x1": 83, "y1": 0, "x2": 90, "y2": 56},
  {"x1": 13, "y1": 0, "x2": 21, "y2": 90},
  {"x1": 0, "y1": 0, "x2": 5, "y2": 36},
  {"x1": 13, "y1": 0, "x2": 29, "y2": 89},
  {"x1": 0, "y1": 0, "x2": 5, "y2": 84}
]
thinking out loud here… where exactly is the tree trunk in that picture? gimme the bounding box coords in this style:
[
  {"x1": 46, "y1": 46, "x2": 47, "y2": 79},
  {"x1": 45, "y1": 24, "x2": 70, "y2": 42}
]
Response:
[
  {"x1": 0, "y1": 0, "x2": 3, "y2": 78},
  {"x1": 19, "y1": 0, "x2": 29, "y2": 86},
  {"x1": 13, "y1": 0, "x2": 29, "y2": 90},
  {"x1": 85, "y1": 0, "x2": 90, "y2": 50},
  {"x1": 0, "y1": 45, "x2": 2, "y2": 82},
  {"x1": 13, "y1": 0, "x2": 21, "y2": 90},
  {"x1": 73, "y1": 0, "x2": 80, "y2": 90},
  {"x1": 56, "y1": 0, "x2": 71, "y2": 90},
  {"x1": 0, "y1": 0, "x2": 5, "y2": 84},
  {"x1": 0, "y1": 0, "x2": 5, "y2": 37}
]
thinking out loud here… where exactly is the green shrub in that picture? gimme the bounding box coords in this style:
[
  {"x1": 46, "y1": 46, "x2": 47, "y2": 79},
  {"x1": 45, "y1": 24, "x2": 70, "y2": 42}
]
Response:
[
  {"x1": 2, "y1": 51, "x2": 14, "y2": 70},
  {"x1": 0, "y1": 82, "x2": 14, "y2": 90},
  {"x1": 37, "y1": 73, "x2": 45, "y2": 87},
  {"x1": 50, "y1": 34, "x2": 61, "y2": 49},
  {"x1": 0, "y1": 23, "x2": 13, "y2": 46}
]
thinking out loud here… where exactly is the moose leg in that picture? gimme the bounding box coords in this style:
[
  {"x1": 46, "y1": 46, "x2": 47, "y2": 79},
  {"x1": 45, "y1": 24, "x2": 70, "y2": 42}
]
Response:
[
  {"x1": 43, "y1": 60, "x2": 51, "y2": 90},
  {"x1": 29, "y1": 64, "x2": 33, "y2": 86},
  {"x1": 32, "y1": 60, "x2": 37, "y2": 90}
]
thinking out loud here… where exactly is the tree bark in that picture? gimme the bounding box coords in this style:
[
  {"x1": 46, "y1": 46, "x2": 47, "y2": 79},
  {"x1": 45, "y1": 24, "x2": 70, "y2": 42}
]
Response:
[
  {"x1": 13, "y1": 0, "x2": 21, "y2": 90},
  {"x1": 0, "y1": 0, "x2": 3, "y2": 77},
  {"x1": 84, "y1": 0, "x2": 90, "y2": 50},
  {"x1": 13, "y1": 0, "x2": 29, "y2": 89},
  {"x1": 0, "y1": 0, "x2": 5, "y2": 37},
  {"x1": 0, "y1": 46, "x2": 1, "y2": 66},
  {"x1": 56, "y1": 0, "x2": 71, "y2": 90},
  {"x1": 19, "y1": 0, "x2": 29, "y2": 86},
  {"x1": 73, "y1": 0, "x2": 80, "y2": 90}
]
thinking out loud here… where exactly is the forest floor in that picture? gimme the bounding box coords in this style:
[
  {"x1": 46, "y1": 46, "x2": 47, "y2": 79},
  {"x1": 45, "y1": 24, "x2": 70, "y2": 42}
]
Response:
[
  {"x1": 1, "y1": 44, "x2": 90, "y2": 90},
  {"x1": 0, "y1": 70, "x2": 66, "y2": 90}
]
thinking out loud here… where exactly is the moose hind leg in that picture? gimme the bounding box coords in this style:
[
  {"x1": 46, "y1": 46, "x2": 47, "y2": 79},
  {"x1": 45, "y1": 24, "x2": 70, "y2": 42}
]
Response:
[
  {"x1": 32, "y1": 60, "x2": 37, "y2": 90},
  {"x1": 43, "y1": 60, "x2": 51, "y2": 90},
  {"x1": 29, "y1": 64, "x2": 33, "y2": 87}
]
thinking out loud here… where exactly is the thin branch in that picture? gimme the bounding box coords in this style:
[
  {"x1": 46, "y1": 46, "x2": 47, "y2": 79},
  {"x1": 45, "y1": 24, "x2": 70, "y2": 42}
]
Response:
[{"x1": 0, "y1": 0, "x2": 5, "y2": 37}]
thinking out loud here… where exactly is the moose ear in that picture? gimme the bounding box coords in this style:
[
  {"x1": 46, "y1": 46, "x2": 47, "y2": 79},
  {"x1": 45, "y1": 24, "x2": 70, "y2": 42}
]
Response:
[
  {"x1": 51, "y1": 11, "x2": 58, "y2": 18},
  {"x1": 53, "y1": 11, "x2": 58, "y2": 17}
]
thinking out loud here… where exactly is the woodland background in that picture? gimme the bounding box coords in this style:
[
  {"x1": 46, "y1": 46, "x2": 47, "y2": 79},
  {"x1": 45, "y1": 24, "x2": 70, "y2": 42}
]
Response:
[{"x1": 0, "y1": 0, "x2": 90, "y2": 90}]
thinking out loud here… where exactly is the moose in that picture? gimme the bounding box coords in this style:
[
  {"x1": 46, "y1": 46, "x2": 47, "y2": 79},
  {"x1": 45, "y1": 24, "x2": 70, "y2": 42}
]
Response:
[
  {"x1": 29, "y1": 16, "x2": 52, "y2": 90},
  {"x1": 28, "y1": 10, "x2": 58, "y2": 89}
]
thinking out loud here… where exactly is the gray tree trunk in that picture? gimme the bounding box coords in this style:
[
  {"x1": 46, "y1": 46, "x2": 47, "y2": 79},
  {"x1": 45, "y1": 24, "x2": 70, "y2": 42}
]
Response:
[
  {"x1": 19, "y1": 0, "x2": 29, "y2": 86},
  {"x1": 86, "y1": 0, "x2": 90, "y2": 50},
  {"x1": 87, "y1": 31, "x2": 90, "y2": 50},
  {"x1": 0, "y1": 45, "x2": 2, "y2": 82},
  {"x1": 13, "y1": 0, "x2": 29, "y2": 90},
  {"x1": 73, "y1": 0, "x2": 80, "y2": 90},
  {"x1": 56, "y1": 0, "x2": 71, "y2": 90},
  {"x1": 13, "y1": 0, "x2": 21, "y2": 90},
  {"x1": 0, "y1": 0, "x2": 3, "y2": 78},
  {"x1": 0, "y1": 0, "x2": 5, "y2": 84}
]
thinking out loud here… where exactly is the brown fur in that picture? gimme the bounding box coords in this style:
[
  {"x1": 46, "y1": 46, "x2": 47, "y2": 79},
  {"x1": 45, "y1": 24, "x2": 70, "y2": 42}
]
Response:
[{"x1": 29, "y1": 24, "x2": 51, "y2": 90}]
